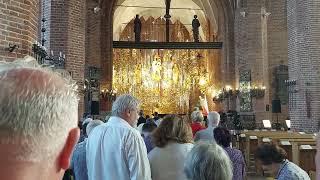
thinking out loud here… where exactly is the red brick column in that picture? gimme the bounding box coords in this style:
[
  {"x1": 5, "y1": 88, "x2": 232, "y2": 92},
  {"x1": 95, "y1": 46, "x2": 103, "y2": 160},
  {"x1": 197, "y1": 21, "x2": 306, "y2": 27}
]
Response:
[
  {"x1": 234, "y1": 0, "x2": 289, "y2": 124},
  {"x1": 65, "y1": 0, "x2": 87, "y2": 119},
  {"x1": 99, "y1": 0, "x2": 116, "y2": 112}
]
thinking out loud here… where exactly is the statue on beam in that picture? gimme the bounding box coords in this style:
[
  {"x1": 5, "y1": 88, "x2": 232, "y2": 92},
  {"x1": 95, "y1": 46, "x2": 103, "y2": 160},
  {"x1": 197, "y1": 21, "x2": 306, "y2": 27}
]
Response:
[
  {"x1": 164, "y1": 0, "x2": 171, "y2": 42},
  {"x1": 134, "y1": 14, "x2": 142, "y2": 42},
  {"x1": 192, "y1": 15, "x2": 200, "y2": 42}
]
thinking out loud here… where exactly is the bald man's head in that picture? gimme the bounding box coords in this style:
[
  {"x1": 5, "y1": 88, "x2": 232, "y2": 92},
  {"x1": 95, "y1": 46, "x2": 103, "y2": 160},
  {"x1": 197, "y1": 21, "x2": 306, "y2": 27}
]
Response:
[{"x1": 0, "y1": 58, "x2": 79, "y2": 162}]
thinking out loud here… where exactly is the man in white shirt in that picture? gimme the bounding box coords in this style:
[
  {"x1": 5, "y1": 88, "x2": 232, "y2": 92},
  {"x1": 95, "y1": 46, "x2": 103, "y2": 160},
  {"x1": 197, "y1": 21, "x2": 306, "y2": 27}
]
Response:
[
  {"x1": 194, "y1": 111, "x2": 220, "y2": 142},
  {"x1": 86, "y1": 94, "x2": 152, "y2": 180}
]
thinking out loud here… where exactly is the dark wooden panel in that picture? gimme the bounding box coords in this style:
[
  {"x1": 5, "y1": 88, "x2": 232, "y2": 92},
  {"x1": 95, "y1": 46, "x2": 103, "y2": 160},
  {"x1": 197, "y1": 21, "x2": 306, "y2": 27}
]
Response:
[
  {"x1": 299, "y1": 149, "x2": 316, "y2": 173},
  {"x1": 113, "y1": 41, "x2": 223, "y2": 49}
]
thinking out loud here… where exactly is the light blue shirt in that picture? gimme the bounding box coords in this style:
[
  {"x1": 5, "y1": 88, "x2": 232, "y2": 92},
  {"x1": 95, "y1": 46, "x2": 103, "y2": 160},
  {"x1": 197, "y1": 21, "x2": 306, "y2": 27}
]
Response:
[
  {"x1": 276, "y1": 160, "x2": 310, "y2": 180},
  {"x1": 71, "y1": 138, "x2": 88, "y2": 180},
  {"x1": 194, "y1": 126, "x2": 215, "y2": 142}
]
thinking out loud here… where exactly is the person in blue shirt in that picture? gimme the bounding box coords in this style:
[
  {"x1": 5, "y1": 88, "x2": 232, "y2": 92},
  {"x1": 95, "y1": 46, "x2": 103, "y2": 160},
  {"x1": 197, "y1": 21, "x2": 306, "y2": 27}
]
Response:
[
  {"x1": 141, "y1": 122, "x2": 157, "y2": 153},
  {"x1": 255, "y1": 144, "x2": 310, "y2": 180},
  {"x1": 71, "y1": 120, "x2": 103, "y2": 180}
]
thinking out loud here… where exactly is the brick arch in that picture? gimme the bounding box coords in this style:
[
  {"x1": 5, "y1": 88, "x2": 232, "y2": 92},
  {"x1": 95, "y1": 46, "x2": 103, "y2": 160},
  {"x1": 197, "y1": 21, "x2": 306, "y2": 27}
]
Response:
[{"x1": 96, "y1": 0, "x2": 235, "y2": 111}]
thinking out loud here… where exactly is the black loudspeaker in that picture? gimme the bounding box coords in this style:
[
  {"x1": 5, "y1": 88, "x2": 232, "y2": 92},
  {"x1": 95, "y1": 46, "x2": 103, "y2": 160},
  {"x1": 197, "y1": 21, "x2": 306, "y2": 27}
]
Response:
[
  {"x1": 272, "y1": 100, "x2": 281, "y2": 113},
  {"x1": 91, "y1": 101, "x2": 100, "y2": 115}
]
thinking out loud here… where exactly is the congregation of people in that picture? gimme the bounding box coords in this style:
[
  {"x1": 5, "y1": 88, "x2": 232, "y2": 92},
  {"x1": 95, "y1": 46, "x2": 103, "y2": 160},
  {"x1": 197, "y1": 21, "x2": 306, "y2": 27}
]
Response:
[
  {"x1": 0, "y1": 59, "x2": 314, "y2": 180},
  {"x1": 51, "y1": 94, "x2": 315, "y2": 180}
]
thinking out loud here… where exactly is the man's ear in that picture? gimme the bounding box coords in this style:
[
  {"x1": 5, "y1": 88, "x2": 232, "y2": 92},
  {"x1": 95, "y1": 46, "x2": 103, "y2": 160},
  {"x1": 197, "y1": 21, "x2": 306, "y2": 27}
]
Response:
[{"x1": 59, "y1": 128, "x2": 80, "y2": 170}]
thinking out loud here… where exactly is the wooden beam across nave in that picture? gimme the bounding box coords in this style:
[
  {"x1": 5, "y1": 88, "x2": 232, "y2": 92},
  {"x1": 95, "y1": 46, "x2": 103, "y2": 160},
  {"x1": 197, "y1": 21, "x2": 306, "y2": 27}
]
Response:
[{"x1": 113, "y1": 41, "x2": 223, "y2": 49}]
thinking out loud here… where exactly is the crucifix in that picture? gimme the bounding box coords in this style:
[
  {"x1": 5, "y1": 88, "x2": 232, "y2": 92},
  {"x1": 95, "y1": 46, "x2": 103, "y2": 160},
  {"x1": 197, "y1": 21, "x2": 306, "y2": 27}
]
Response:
[{"x1": 164, "y1": 0, "x2": 171, "y2": 42}]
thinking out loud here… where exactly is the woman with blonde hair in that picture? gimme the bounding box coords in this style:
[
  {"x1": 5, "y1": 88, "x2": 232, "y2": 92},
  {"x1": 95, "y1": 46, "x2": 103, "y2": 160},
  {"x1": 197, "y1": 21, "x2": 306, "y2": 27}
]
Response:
[{"x1": 148, "y1": 114, "x2": 194, "y2": 180}]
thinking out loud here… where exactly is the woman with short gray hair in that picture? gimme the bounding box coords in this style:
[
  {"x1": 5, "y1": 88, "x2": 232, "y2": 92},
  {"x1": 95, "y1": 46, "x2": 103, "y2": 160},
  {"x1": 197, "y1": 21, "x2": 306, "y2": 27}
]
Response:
[
  {"x1": 184, "y1": 142, "x2": 233, "y2": 180},
  {"x1": 190, "y1": 110, "x2": 205, "y2": 136}
]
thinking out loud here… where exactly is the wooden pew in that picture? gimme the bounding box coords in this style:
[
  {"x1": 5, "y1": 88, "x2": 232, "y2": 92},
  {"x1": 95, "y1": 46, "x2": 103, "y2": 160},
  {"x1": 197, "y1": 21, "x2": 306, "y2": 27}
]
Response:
[
  {"x1": 239, "y1": 134, "x2": 247, "y2": 152},
  {"x1": 278, "y1": 139, "x2": 316, "y2": 164},
  {"x1": 266, "y1": 139, "x2": 315, "y2": 178},
  {"x1": 242, "y1": 131, "x2": 314, "y2": 157},
  {"x1": 299, "y1": 145, "x2": 316, "y2": 175},
  {"x1": 242, "y1": 131, "x2": 312, "y2": 164},
  {"x1": 279, "y1": 140, "x2": 293, "y2": 161},
  {"x1": 309, "y1": 170, "x2": 316, "y2": 180},
  {"x1": 240, "y1": 130, "x2": 315, "y2": 176}
]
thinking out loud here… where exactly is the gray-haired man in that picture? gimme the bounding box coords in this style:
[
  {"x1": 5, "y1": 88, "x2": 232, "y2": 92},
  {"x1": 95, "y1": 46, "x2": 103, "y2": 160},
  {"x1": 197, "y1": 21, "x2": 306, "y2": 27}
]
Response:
[
  {"x1": 86, "y1": 94, "x2": 151, "y2": 180},
  {"x1": 0, "y1": 57, "x2": 80, "y2": 180}
]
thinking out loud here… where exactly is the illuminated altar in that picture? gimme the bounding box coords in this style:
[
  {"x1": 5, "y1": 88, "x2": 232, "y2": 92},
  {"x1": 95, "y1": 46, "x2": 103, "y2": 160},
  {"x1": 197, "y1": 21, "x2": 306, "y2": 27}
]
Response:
[{"x1": 112, "y1": 17, "x2": 219, "y2": 115}]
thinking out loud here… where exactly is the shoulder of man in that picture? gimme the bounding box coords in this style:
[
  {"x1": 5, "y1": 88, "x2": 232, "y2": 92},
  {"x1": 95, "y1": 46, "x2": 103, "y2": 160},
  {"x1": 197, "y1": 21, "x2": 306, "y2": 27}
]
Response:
[{"x1": 118, "y1": 125, "x2": 143, "y2": 141}]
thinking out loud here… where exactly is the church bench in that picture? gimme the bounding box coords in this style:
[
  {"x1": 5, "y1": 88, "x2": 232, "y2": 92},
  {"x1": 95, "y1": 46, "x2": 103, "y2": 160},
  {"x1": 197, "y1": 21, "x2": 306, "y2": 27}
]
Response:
[
  {"x1": 253, "y1": 142, "x2": 315, "y2": 176},
  {"x1": 299, "y1": 146, "x2": 316, "y2": 176},
  {"x1": 276, "y1": 138, "x2": 315, "y2": 165},
  {"x1": 239, "y1": 131, "x2": 315, "y2": 176},
  {"x1": 241, "y1": 132, "x2": 314, "y2": 164}
]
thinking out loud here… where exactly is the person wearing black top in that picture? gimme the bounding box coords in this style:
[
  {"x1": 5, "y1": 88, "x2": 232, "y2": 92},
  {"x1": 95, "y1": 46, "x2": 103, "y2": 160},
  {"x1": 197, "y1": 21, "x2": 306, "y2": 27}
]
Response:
[{"x1": 137, "y1": 110, "x2": 146, "y2": 126}]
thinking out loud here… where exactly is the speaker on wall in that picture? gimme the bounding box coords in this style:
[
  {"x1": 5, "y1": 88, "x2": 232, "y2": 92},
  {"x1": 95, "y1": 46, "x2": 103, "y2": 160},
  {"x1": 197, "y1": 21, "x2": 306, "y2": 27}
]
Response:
[
  {"x1": 272, "y1": 99, "x2": 281, "y2": 113},
  {"x1": 91, "y1": 101, "x2": 100, "y2": 115}
]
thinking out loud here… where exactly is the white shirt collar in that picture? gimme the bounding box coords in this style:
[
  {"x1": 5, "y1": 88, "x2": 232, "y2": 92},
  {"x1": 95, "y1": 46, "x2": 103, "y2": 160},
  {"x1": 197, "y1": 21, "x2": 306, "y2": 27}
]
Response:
[{"x1": 107, "y1": 116, "x2": 132, "y2": 128}]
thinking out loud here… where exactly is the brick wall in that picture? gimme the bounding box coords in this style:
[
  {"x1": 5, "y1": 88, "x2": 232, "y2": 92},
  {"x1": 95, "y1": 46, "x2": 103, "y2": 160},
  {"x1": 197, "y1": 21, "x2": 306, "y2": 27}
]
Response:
[
  {"x1": 49, "y1": 0, "x2": 68, "y2": 55},
  {"x1": 98, "y1": 0, "x2": 116, "y2": 112},
  {"x1": 234, "y1": 0, "x2": 289, "y2": 125},
  {"x1": 287, "y1": 0, "x2": 320, "y2": 132},
  {"x1": 1, "y1": 0, "x2": 86, "y2": 119},
  {"x1": 42, "y1": 0, "x2": 86, "y2": 119},
  {"x1": 42, "y1": 0, "x2": 69, "y2": 56},
  {"x1": 235, "y1": 0, "x2": 266, "y2": 121},
  {"x1": 216, "y1": 0, "x2": 236, "y2": 89},
  {"x1": 266, "y1": 0, "x2": 289, "y2": 124},
  {"x1": 65, "y1": 0, "x2": 87, "y2": 119},
  {"x1": 84, "y1": 0, "x2": 104, "y2": 113},
  {"x1": 85, "y1": 0, "x2": 101, "y2": 68},
  {"x1": 0, "y1": 0, "x2": 40, "y2": 61}
]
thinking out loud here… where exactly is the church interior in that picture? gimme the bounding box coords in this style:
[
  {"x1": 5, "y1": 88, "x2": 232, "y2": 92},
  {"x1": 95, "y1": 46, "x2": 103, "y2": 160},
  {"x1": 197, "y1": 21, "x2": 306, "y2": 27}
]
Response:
[{"x1": 1, "y1": 0, "x2": 319, "y2": 179}]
